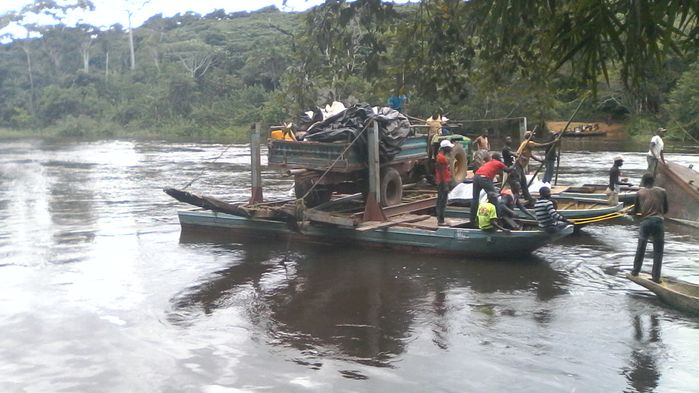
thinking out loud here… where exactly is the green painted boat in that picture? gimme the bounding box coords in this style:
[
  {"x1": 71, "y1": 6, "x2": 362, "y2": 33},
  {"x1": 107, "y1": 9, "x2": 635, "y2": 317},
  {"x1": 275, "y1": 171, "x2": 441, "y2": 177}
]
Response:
[
  {"x1": 178, "y1": 210, "x2": 573, "y2": 258},
  {"x1": 626, "y1": 272, "x2": 699, "y2": 315}
]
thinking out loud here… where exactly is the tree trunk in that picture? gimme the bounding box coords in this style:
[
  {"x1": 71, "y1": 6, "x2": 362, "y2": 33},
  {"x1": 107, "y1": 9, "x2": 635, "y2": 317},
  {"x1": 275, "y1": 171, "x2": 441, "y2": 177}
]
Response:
[
  {"x1": 128, "y1": 13, "x2": 136, "y2": 70},
  {"x1": 21, "y1": 45, "x2": 35, "y2": 116},
  {"x1": 82, "y1": 48, "x2": 90, "y2": 73},
  {"x1": 105, "y1": 50, "x2": 109, "y2": 80}
]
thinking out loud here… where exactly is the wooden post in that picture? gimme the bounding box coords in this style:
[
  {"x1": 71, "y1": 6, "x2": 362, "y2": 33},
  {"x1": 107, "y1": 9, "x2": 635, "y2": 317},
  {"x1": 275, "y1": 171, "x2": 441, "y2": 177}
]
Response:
[
  {"x1": 519, "y1": 117, "x2": 527, "y2": 142},
  {"x1": 363, "y1": 120, "x2": 386, "y2": 221},
  {"x1": 249, "y1": 122, "x2": 263, "y2": 204}
]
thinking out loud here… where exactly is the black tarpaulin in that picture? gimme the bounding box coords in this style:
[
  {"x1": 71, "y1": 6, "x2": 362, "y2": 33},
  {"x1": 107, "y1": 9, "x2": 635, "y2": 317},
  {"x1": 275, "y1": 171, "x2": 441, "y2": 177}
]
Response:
[{"x1": 303, "y1": 103, "x2": 411, "y2": 162}]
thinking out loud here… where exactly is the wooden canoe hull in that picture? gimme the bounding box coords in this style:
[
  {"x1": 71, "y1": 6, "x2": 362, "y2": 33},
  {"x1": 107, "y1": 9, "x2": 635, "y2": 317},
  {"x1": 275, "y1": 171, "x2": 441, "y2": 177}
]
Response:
[
  {"x1": 178, "y1": 210, "x2": 573, "y2": 258},
  {"x1": 655, "y1": 161, "x2": 699, "y2": 226},
  {"x1": 445, "y1": 199, "x2": 624, "y2": 220},
  {"x1": 626, "y1": 272, "x2": 699, "y2": 315}
]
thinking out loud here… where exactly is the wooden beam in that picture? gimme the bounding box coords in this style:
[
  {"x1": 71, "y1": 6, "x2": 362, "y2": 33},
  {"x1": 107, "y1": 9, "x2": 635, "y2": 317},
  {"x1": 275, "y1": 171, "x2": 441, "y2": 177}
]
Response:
[{"x1": 356, "y1": 214, "x2": 430, "y2": 232}]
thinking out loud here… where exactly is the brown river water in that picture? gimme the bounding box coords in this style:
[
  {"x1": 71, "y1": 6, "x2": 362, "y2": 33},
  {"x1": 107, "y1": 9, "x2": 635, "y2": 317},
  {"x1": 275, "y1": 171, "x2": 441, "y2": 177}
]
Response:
[{"x1": 1, "y1": 138, "x2": 698, "y2": 392}]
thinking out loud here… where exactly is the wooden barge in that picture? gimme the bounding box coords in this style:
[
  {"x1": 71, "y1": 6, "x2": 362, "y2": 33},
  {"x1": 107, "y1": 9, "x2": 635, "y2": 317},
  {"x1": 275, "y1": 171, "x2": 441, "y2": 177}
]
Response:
[
  {"x1": 177, "y1": 209, "x2": 573, "y2": 258},
  {"x1": 168, "y1": 119, "x2": 574, "y2": 259}
]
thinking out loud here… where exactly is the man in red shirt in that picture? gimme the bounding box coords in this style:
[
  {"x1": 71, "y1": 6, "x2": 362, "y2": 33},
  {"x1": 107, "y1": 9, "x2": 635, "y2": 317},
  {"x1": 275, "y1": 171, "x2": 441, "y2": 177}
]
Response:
[
  {"x1": 470, "y1": 152, "x2": 513, "y2": 225},
  {"x1": 435, "y1": 139, "x2": 454, "y2": 225}
]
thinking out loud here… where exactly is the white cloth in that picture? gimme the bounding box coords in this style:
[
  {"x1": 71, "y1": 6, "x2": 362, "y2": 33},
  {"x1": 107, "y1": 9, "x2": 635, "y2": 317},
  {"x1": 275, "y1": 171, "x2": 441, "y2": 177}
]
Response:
[
  {"x1": 322, "y1": 101, "x2": 346, "y2": 119},
  {"x1": 448, "y1": 183, "x2": 487, "y2": 202},
  {"x1": 647, "y1": 135, "x2": 664, "y2": 158}
]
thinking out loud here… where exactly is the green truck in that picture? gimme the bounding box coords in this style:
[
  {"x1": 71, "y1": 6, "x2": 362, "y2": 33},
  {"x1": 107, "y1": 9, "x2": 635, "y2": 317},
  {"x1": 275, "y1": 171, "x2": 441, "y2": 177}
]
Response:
[{"x1": 268, "y1": 132, "x2": 470, "y2": 207}]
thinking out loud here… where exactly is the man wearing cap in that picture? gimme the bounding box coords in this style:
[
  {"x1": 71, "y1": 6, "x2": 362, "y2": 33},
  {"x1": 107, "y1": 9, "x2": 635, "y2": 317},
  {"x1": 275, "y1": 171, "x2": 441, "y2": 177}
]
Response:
[
  {"x1": 647, "y1": 127, "x2": 667, "y2": 175},
  {"x1": 470, "y1": 152, "x2": 512, "y2": 226},
  {"x1": 607, "y1": 155, "x2": 631, "y2": 205},
  {"x1": 435, "y1": 139, "x2": 454, "y2": 226}
]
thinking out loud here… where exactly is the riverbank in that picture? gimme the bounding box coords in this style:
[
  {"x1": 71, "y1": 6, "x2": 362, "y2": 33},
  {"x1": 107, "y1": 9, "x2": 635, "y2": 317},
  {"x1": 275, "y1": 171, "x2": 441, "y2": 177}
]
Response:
[{"x1": 0, "y1": 124, "x2": 251, "y2": 143}]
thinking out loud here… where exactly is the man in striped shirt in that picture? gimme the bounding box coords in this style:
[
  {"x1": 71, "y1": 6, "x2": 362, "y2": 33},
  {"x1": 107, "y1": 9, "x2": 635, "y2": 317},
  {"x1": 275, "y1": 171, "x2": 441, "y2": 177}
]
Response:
[{"x1": 534, "y1": 186, "x2": 571, "y2": 232}]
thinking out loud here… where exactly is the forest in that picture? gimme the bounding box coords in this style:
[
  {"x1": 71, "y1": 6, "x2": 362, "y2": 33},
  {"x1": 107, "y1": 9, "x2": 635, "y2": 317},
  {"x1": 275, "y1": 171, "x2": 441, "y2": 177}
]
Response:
[{"x1": 0, "y1": 0, "x2": 698, "y2": 140}]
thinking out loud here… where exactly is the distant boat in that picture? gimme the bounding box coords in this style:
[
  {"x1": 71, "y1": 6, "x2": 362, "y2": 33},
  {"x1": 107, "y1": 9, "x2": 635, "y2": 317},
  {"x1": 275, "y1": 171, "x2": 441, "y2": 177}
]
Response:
[
  {"x1": 562, "y1": 130, "x2": 607, "y2": 137},
  {"x1": 627, "y1": 272, "x2": 699, "y2": 315},
  {"x1": 655, "y1": 161, "x2": 699, "y2": 227}
]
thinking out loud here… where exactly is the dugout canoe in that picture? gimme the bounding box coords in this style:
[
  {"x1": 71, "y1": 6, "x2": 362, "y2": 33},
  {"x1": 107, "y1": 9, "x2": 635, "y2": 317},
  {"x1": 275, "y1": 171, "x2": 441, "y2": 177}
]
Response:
[
  {"x1": 446, "y1": 198, "x2": 625, "y2": 221},
  {"x1": 655, "y1": 161, "x2": 699, "y2": 227},
  {"x1": 177, "y1": 209, "x2": 573, "y2": 258},
  {"x1": 626, "y1": 272, "x2": 699, "y2": 315}
]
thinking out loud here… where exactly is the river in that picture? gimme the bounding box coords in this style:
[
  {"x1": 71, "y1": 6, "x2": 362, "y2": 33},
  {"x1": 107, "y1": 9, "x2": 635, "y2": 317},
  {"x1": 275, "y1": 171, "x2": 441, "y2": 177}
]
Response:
[{"x1": 1, "y1": 138, "x2": 698, "y2": 392}]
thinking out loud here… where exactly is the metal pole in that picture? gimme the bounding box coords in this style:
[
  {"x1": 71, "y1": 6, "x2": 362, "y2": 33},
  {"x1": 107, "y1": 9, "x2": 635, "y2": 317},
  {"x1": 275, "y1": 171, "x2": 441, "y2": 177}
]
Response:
[
  {"x1": 249, "y1": 122, "x2": 263, "y2": 204},
  {"x1": 363, "y1": 120, "x2": 386, "y2": 221}
]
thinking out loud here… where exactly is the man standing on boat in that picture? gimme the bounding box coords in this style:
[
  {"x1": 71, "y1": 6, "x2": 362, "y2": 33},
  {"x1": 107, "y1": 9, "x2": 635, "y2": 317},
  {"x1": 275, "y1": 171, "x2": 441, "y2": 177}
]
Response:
[
  {"x1": 470, "y1": 152, "x2": 512, "y2": 226},
  {"x1": 435, "y1": 139, "x2": 454, "y2": 226},
  {"x1": 630, "y1": 173, "x2": 668, "y2": 283},
  {"x1": 502, "y1": 136, "x2": 515, "y2": 167},
  {"x1": 607, "y1": 155, "x2": 631, "y2": 205},
  {"x1": 541, "y1": 131, "x2": 559, "y2": 184},
  {"x1": 647, "y1": 127, "x2": 667, "y2": 175},
  {"x1": 472, "y1": 129, "x2": 491, "y2": 168},
  {"x1": 534, "y1": 186, "x2": 571, "y2": 232}
]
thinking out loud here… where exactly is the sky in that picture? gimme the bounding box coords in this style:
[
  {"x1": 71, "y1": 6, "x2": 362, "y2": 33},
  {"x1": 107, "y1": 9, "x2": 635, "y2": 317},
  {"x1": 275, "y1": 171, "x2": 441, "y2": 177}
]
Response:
[{"x1": 0, "y1": 0, "x2": 327, "y2": 38}]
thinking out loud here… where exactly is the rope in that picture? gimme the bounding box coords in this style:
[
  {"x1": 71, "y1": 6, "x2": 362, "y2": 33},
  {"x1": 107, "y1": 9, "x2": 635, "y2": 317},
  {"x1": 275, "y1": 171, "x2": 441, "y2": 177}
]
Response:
[
  {"x1": 569, "y1": 204, "x2": 635, "y2": 225},
  {"x1": 181, "y1": 143, "x2": 236, "y2": 190}
]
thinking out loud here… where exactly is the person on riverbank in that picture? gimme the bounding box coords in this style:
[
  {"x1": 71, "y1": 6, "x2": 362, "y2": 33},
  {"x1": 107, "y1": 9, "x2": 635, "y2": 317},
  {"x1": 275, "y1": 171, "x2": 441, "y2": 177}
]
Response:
[
  {"x1": 647, "y1": 127, "x2": 666, "y2": 175},
  {"x1": 502, "y1": 136, "x2": 515, "y2": 167},
  {"x1": 470, "y1": 152, "x2": 512, "y2": 225},
  {"x1": 478, "y1": 192, "x2": 509, "y2": 231},
  {"x1": 630, "y1": 173, "x2": 668, "y2": 283},
  {"x1": 534, "y1": 186, "x2": 571, "y2": 232},
  {"x1": 607, "y1": 155, "x2": 631, "y2": 205},
  {"x1": 435, "y1": 139, "x2": 454, "y2": 226}
]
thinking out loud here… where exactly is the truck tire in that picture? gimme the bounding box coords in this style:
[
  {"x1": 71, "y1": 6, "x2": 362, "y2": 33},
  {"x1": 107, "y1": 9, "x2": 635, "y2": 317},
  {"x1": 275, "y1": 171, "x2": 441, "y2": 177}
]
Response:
[
  {"x1": 380, "y1": 167, "x2": 403, "y2": 206},
  {"x1": 295, "y1": 177, "x2": 331, "y2": 207},
  {"x1": 451, "y1": 144, "x2": 468, "y2": 183}
]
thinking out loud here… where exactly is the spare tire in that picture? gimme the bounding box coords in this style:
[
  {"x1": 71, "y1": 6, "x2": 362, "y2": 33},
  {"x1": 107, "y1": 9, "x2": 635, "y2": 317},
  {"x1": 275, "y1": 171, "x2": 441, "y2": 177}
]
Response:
[
  {"x1": 451, "y1": 144, "x2": 468, "y2": 183},
  {"x1": 294, "y1": 177, "x2": 331, "y2": 207},
  {"x1": 380, "y1": 166, "x2": 403, "y2": 206}
]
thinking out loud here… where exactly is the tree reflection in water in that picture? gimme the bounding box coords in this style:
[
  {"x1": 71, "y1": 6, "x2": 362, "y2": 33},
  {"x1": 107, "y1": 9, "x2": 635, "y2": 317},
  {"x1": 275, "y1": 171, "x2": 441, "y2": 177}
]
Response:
[{"x1": 172, "y1": 229, "x2": 568, "y2": 373}]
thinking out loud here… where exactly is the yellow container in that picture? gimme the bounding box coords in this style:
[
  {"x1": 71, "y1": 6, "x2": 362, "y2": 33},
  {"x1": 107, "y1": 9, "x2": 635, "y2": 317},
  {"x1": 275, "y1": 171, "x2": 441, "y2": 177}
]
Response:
[{"x1": 271, "y1": 129, "x2": 294, "y2": 141}]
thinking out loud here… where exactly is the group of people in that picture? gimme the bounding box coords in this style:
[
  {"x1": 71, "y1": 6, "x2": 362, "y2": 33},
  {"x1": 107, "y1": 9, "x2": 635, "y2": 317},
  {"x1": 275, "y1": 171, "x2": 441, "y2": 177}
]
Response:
[
  {"x1": 435, "y1": 125, "x2": 672, "y2": 284},
  {"x1": 434, "y1": 131, "x2": 571, "y2": 233}
]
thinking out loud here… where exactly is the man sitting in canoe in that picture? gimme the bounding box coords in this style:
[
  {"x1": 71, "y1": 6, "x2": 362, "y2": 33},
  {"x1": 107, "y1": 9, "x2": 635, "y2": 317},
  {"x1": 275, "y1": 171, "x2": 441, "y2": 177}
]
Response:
[
  {"x1": 534, "y1": 186, "x2": 571, "y2": 232},
  {"x1": 498, "y1": 184, "x2": 536, "y2": 230},
  {"x1": 630, "y1": 173, "x2": 669, "y2": 283},
  {"x1": 470, "y1": 152, "x2": 513, "y2": 226},
  {"x1": 478, "y1": 192, "x2": 509, "y2": 232}
]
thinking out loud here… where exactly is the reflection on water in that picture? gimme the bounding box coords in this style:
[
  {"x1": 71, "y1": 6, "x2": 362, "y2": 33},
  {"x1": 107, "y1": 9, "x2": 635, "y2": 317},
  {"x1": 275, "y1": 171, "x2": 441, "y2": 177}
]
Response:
[
  {"x1": 623, "y1": 314, "x2": 662, "y2": 393},
  {"x1": 1, "y1": 139, "x2": 698, "y2": 392},
  {"x1": 174, "y1": 231, "x2": 569, "y2": 372}
]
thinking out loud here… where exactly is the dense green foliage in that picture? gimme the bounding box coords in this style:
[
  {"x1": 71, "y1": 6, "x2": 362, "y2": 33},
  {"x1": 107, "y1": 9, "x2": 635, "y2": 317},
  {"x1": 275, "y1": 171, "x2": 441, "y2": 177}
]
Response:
[{"x1": 0, "y1": 0, "x2": 697, "y2": 140}]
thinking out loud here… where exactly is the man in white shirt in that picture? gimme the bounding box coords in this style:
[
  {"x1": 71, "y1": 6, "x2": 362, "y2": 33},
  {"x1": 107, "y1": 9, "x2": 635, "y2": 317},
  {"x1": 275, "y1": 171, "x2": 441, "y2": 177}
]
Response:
[{"x1": 647, "y1": 127, "x2": 666, "y2": 175}]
